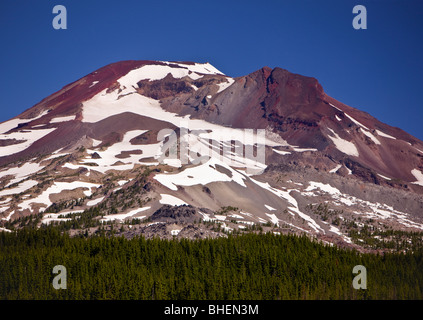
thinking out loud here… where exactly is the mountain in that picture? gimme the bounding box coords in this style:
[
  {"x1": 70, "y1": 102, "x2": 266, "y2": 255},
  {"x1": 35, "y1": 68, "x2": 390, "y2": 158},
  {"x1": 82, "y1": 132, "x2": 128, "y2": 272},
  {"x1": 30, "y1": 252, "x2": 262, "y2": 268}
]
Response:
[{"x1": 1, "y1": 60, "x2": 423, "y2": 252}]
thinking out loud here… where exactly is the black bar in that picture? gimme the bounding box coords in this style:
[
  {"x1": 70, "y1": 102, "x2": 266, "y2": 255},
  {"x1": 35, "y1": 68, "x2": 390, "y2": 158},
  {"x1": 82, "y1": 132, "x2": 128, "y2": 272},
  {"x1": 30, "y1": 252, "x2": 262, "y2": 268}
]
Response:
[{"x1": 0, "y1": 300, "x2": 421, "y2": 318}]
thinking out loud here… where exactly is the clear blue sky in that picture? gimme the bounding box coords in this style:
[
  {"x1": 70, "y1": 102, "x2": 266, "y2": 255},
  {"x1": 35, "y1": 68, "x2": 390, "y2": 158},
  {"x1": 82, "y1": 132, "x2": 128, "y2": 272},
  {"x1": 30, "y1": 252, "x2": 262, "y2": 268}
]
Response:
[{"x1": 1, "y1": 0, "x2": 423, "y2": 140}]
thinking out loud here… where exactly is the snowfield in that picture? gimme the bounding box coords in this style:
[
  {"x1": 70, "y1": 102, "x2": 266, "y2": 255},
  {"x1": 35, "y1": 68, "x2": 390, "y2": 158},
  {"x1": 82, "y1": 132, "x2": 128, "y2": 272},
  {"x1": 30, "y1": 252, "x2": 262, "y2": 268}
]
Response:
[
  {"x1": 18, "y1": 181, "x2": 100, "y2": 212},
  {"x1": 0, "y1": 180, "x2": 38, "y2": 197},
  {"x1": 0, "y1": 162, "x2": 44, "y2": 186},
  {"x1": 61, "y1": 130, "x2": 164, "y2": 174},
  {"x1": 1, "y1": 59, "x2": 423, "y2": 252},
  {"x1": 0, "y1": 110, "x2": 49, "y2": 134},
  {"x1": 80, "y1": 130, "x2": 153, "y2": 171},
  {"x1": 0, "y1": 128, "x2": 56, "y2": 157},
  {"x1": 116, "y1": 62, "x2": 226, "y2": 96},
  {"x1": 80, "y1": 72, "x2": 292, "y2": 175}
]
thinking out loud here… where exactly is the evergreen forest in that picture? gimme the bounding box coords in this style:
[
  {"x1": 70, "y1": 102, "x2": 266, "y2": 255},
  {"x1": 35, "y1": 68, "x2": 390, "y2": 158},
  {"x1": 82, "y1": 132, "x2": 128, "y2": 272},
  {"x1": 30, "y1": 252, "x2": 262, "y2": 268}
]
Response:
[{"x1": 1, "y1": 227, "x2": 422, "y2": 300}]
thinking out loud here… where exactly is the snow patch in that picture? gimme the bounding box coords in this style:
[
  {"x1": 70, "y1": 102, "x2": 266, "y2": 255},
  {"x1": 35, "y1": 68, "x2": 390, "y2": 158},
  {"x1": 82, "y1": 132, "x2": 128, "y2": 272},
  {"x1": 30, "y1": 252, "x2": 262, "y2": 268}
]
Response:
[
  {"x1": 272, "y1": 148, "x2": 291, "y2": 155},
  {"x1": 413, "y1": 147, "x2": 423, "y2": 155},
  {"x1": 344, "y1": 113, "x2": 370, "y2": 131},
  {"x1": 329, "y1": 103, "x2": 342, "y2": 112},
  {"x1": 376, "y1": 129, "x2": 396, "y2": 140},
  {"x1": 170, "y1": 229, "x2": 181, "y2": 236},
  {"x1": 199, "y1": 211, "x2": 214, "y2": 222},
  {"x1": 327, "y1": 128, "x2": 359, "y2": 157},
  {"x1": 329, "y1": 225, "x2": 352, "y2": 243},
  {"x1": 101, "y1": 207, "x2": 150, "y2": 222},
  {"x1": 411, "y1": 169, "x2": 423, "y2": 186},
  {"x1": 91, "y1": 138, "x2": 102, "y2": 147},
  {"x1": 264, "y1": 204, "x2": 277, "y2": 211},
  {"x1": 159, "y1": 194, "x2": 187, "y2": 206},
  {"x1": 216, "y1": 78, "x2": 235, "y2": 93},
  {"x1": 360, "y1": 128, "x2": 381, "y2": 145},
  {"x1": 86, "y1": 196, "x2": 105, "y2": 206},
  {"x1": 329, "y1": 164, "x2": 342, "y2": 173},
  {"x1": 41, "y1": 212, "x2": 73, "y2": 225},
  {"x1": 1, "y1": 211, "x2": 15, "y2": 221},
  {"x1": 265, "y1": 213, "x2": 279, "y2": 226},
  {"x1": 49, "y1": 116, "x2": 75, "y2": 123},
  {"x1": 89, "y1": 81, "x2": 99, "y2": 88},
  {"x1": 305, "y1": 181, "x2": 340, "y2": 196},
  {"x1": 292, "y1": 147, "x2": 318, "y2": 152}
]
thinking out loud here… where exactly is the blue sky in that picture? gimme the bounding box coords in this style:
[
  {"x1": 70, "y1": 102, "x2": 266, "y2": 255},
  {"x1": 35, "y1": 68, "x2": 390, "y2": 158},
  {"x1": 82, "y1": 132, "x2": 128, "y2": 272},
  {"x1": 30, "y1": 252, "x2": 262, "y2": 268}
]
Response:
[{"x1": 1, "y1": 0, "x2": 422, "y2": 140}]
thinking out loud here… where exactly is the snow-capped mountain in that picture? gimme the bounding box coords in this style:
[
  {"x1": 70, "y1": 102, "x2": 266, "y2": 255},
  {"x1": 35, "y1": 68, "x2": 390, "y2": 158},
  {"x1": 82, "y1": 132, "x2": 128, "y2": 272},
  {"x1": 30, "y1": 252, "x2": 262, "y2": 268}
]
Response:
[{"x1": 1, "y1": 60, "x2": 423, "y2": 251}]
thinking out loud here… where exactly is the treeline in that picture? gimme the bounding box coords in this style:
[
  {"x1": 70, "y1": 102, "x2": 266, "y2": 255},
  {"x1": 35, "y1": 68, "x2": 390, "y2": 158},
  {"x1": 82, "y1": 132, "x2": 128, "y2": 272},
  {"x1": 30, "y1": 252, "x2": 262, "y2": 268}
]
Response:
[{"x1": 0, "y1": 228, "x2": 422, "y2": 300}]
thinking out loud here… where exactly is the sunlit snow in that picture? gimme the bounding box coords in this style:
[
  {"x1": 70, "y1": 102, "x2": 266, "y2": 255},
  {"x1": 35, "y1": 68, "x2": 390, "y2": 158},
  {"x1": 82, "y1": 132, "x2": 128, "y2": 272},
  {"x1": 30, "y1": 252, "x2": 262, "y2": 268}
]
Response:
[
  {"x1": 159, "y1": 194, "x2": 187, "y2": 206},
  {"x1": 411, "y1": 169, "x2": 423, "y2": 186},
  {"x1": 327, "y1": 128, "x2": 359, "y2": 157},
  {"x1": 100, "y1": 206, "x2": 150, "y2": 222},
  {"x1": 376, "y1": 129, "x2": 396, "y2": 140}
]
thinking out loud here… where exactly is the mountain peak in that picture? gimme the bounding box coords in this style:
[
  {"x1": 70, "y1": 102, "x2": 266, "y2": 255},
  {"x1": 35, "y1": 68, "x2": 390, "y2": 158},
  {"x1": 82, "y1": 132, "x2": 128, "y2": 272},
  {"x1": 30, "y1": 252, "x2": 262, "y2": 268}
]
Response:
[{"x1": 1, "y1": 59, "x2": 423, "y2": 251}]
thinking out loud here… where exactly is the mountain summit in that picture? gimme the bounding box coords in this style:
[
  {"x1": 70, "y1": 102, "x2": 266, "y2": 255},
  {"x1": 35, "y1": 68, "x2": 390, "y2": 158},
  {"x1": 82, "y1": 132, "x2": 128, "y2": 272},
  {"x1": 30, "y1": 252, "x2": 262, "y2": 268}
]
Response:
[{"x1": 1, "y1": 60, "x2": 423, "y2": 251}]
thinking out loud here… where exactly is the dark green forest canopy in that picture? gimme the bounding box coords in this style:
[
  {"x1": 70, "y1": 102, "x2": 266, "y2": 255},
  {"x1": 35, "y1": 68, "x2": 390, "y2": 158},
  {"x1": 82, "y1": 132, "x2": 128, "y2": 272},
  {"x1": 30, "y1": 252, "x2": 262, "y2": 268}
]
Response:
[{"x1": 0, "y1": 228, "x2": 422, "y2": 300}]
